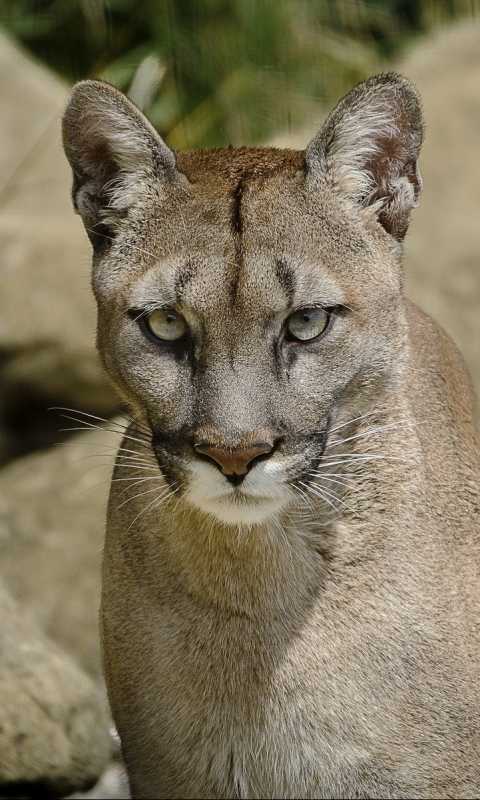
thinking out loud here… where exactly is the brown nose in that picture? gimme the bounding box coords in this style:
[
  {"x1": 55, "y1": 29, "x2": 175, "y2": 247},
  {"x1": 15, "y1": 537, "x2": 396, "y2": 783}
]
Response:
[{"x1": 194, "y1": 442, "x2": 274, "y2": 478}]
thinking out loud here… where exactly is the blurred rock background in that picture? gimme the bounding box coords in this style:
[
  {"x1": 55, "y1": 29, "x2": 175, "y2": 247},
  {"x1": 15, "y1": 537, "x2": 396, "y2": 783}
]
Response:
[{"x1": 0, "y1": 1, "x2": 479, "y2": 797}]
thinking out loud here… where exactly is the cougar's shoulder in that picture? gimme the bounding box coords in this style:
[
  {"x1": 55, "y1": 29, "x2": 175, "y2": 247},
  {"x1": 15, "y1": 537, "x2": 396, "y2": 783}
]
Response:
[{"x1": 406, "y1": 298, "x2": 479, "y2": 432}]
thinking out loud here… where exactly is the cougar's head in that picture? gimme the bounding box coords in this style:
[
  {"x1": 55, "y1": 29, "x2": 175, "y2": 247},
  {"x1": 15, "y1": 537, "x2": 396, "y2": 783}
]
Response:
[{"x1": 63, "y1": 73, "x2": 423, "y2": 526}]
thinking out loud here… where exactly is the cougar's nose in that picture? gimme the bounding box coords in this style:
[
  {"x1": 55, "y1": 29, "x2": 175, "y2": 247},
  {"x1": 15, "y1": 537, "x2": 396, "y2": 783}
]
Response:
[{"x1": 194, "y1": 440, "x2": 274, "y2": 485}]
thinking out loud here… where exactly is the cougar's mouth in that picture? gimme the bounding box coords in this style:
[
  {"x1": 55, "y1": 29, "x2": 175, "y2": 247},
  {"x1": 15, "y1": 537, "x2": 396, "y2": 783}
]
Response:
[
  {"x1": 183, "y1": 457, "x2": 293, "y2": 526},
  {"x1": 150, "y1": 425, "x2": 331, "y2": 526}
]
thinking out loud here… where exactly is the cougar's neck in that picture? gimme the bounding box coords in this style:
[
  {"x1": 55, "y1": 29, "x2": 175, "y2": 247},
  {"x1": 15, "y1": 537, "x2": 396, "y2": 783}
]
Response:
[{"x1": 158, "y1": 503, "x2": 330, "y2": 619}]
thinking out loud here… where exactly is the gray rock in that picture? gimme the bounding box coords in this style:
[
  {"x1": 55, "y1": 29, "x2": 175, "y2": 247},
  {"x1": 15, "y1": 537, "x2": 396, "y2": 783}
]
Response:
[
  {"x1": 0, "y1": 30, "x2": 118, "y2": 461},
  {"x1": 399, "y1": 19, "x2": 480, "y2": 403},
  {"x1": 0, "y1": 582, "x2": 110, "y2": 797},
  {"x1": 0, "y1": 422, "x2": 127, "y2": 796},
  {"x1": 0, "y1": 421, "x2": 123, "y2": 681},
  {"x1": 69, "y1": 762, "x2": 130, "y2": 799}
]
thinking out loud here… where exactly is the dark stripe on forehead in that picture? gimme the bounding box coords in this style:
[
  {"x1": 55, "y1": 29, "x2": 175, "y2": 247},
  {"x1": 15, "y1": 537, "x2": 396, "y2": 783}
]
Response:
[
  {"x1": 174, "y1": 257, "x2": 196, "y2": 299},
  {"x1": 228, "y1": 178, "x2": 244, "y2": 300},
  {"x1": 274, "y1": 258, "x2": 296, "y2": 305},
  {"x1": 232, "y1": 179, "x2": 243, "y2": 234}
]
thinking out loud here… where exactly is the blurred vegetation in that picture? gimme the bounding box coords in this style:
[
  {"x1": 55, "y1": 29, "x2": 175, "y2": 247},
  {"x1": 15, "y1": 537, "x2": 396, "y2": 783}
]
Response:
[{"x1": 1, "y1": 0, "x2": 479, "y2": 147}]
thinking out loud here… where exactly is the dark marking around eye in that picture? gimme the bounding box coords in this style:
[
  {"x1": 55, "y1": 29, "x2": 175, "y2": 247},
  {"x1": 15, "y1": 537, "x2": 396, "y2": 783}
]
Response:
[
  {"x1": 127, "y1": 308, "x2": 147, "y2": 322},
  {"x1": 274, "y1": 259, "x2": 296, "y2": 305}
]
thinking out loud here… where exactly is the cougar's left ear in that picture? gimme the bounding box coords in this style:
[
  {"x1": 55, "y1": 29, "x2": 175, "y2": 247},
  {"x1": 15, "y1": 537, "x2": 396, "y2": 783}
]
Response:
[
  {"x1": 62, "y1": 80, "x2": 178, "y2": 244},
  {"x1": 305, "y1": 72, "x2": 423, "y2": 241}
]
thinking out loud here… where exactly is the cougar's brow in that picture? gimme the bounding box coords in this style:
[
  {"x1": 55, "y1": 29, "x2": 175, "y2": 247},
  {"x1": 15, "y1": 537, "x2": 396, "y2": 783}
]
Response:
[
  {"x1": 174, "y1": 257, "x2": 196, "y2": 299},
  {"x1": 274, "y1": 258, "x2": 296, "y2": 306}
]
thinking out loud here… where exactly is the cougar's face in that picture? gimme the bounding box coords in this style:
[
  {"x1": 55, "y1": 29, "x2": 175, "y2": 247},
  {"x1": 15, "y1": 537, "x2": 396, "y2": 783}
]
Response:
[
  {"x1": 95, "y1": 152, "x2": 405, "y2": 527},
  {"x1": 64, "y1": 77, "x2": 422, "y2": 527}
]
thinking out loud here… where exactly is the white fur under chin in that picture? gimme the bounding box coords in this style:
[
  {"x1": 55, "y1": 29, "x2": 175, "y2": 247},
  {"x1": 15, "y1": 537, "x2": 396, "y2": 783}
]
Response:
[{"x1": 185, "y1": 460, "x2": 291, "y2": 526}]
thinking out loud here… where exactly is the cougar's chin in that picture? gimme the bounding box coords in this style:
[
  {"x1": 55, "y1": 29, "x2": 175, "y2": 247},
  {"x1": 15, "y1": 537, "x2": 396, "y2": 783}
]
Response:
[{"x1": 184, "y1": 460, "x2": 291, "y2": 527}]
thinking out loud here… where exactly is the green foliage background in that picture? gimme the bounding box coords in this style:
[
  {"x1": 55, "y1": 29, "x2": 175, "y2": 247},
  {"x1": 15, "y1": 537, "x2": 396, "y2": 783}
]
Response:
[{"x1": 1, "y1": 0, "x2": 479, "y2": 147}]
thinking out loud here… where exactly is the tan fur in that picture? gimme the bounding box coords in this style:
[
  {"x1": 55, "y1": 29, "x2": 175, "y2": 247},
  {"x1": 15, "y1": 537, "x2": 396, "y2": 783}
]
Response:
[{"x1": 63, "y1": 74, "x2": 480, "y2": 798}]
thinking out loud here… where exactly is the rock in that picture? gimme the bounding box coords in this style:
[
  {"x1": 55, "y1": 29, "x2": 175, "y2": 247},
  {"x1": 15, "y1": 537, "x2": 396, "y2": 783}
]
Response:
[
  {"x1": 398, "y1": 18, "x2": 480, "y2": 403},
  {"x1": 0, "y1": 30, "x2": 119, "y2": 462},
  {"x1": 69, "y1": 762, "x2": 130, "y2": 799},
  {"x1": 0, "y1": 420, "x2": 124, "y2": 681},
  {"x1": 0, "y1": 582, "x2": 110, "y2": 797},
  {"x1": 0, "y1": 418, "x2": 134, "y2": 796}
]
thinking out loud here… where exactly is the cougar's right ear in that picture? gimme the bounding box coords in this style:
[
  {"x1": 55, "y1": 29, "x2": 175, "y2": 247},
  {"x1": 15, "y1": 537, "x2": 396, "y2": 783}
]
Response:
[
  {"x1": 62, "y1": 80, "x2": 178, "y2": 245},
  {"x1": 305, "y1": 72, "x2": 423, "y2": 241}
]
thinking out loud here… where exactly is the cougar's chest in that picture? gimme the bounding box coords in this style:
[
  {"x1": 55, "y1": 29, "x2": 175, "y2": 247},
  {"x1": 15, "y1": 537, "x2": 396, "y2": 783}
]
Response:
[{"x1": 102, "y1": 568, "x2": 371, "y2": 798}]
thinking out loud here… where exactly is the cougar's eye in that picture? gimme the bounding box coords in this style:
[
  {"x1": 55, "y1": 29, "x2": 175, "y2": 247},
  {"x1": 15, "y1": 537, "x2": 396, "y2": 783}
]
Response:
[
  {"x1": 286, "y1": 307, "x2": 329, "y2": 341},
  {"x1": 144, "y1": 309, "x2": 188, "y2": 342}
]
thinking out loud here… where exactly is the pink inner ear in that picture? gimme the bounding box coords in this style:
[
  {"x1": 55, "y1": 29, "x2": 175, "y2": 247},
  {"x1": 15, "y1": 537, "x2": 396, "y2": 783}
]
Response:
[
  {"x1": 328, "y1": 84, "x2": 422, "y2": 238},
  {"x1": 81, "y1": 132, "x2": 119, "y2": 185},
  {"x1": 364, "y1": 135, "x2": 404, "y2": 192},
  {"x1": 305, "y1": 73, "x2": 423, "y2": 241},
  {"x1": 75, "y1": 103, "x2": 148, "y2": 184},
  {"x1": 359, "y1": 104, "x2": 422, "y2": 237},
  {"x1": 361, "y1": 100, "x2": 415, "y2": 202}
]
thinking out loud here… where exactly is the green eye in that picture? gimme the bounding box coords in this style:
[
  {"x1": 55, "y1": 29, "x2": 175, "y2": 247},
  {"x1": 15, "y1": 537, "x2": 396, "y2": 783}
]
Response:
[
  {"x1": 286, "y1": 307, "x2": 329, "y2": 341},
  {"x1": 144, "y1": 309, "x2": 188, "y2": 342}
]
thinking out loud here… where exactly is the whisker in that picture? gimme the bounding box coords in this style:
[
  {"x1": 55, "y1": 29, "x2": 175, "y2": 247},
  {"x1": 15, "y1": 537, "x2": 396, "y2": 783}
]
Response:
[
  {"x1": 55, "y1": 441, "x2": 154, "y2": 464},
  {"x1": 111, "y1": 475, "x2": 161, "y2": 486},
  {"x1": 151, "y1": 486, "x2": 180, "y2": 511},
  {"x1": 116, "y1": 475, "x2": 163, "y2": 496},
  {"x1": 328, "y1": 419, "x2": 424, "y2": 449},
  {"x1": 320, "y1": 453, "x2": 414, "y2": 464},
  {"x1": 292, "y1": 484, "x2": 317, "y2": 515},
  {"x1": 63, "y1": 454, "x2": 117, "y2": 469},
  {"x1": 64, "y1": 452, "x2": 154, "y2": 470},
  {"x1": 298, "y1": 480, "x2": 340, "y2": 515},
  {"x1": 301, "y1": 480, "x2": 364, "y2": 519},
  {"x1": 117, "y1": 483, "x2": 170, "y2": 511},
  {"x1": 63, "y1": 445, "x2": 151, "y2": 464},
  {"x1": 72, "y1": 461, "x2": 159, "y2": 477},
  {"x1": 52, "y1": 408, "x2": 150, "y2": 436},
  {"x1": 126, "y1": 484, "x2": 180, "y2": 531},
  {"x1": 51, "y1": 406, "x2": 149, "y2": 434},
  {"x1": 306, "y1": 480, "x2": 347, "y2": 509},
  {"x1": 102, "y1": 460, "x2": 156, "y2": 472},
  {"x1": 56, "y1": 441, "x2": 122, "y2": 451},
  {"x1": 69, "y1": 462, "x2": 160, "y2": 494},
  {"x1": 110, "y1": 454, "x2": 154, "y2": 464},
  {"x1": 311, "y1": 474, "x2": 352, "y2": 489},
  {"x1": 328, "y1": 406, "x2": 405, "y2": 434},
  {"x1": 310, "y1": 470, "x2": 391, "y2": 484},
  {"x1": 58, "y1": 418, "x2": 151, "y2": 449},
  {"x1": 129, "y1": 408, "x2": 152, "y2": 431}
]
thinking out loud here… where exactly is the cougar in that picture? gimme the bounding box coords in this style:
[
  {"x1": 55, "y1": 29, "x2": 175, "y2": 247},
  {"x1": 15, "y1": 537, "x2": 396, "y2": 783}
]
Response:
[{"x1": 63, "y1": 72, "x2": 480, "y2": 798}]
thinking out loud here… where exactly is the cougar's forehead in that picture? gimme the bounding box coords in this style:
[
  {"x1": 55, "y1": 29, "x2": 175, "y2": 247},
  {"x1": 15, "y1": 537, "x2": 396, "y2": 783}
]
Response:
[{"x1": 127, "y1": 146, "x2": 363, "y2": 318}]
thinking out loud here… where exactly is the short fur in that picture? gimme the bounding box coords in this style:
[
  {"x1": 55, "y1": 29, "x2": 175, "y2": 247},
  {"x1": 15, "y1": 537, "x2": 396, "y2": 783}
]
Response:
[{"x1": 63, "y1": 73, "x2": 480, "y2": 798}]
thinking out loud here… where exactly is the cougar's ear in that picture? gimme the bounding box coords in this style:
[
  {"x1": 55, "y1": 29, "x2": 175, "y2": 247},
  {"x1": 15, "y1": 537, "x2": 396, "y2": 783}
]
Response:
[
  {"x1": 62, "y1": 80, "x2": 177, "y2": 244},
  {"x1": 305, "y1": 72, "x2": 423, "y2": 241}
]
